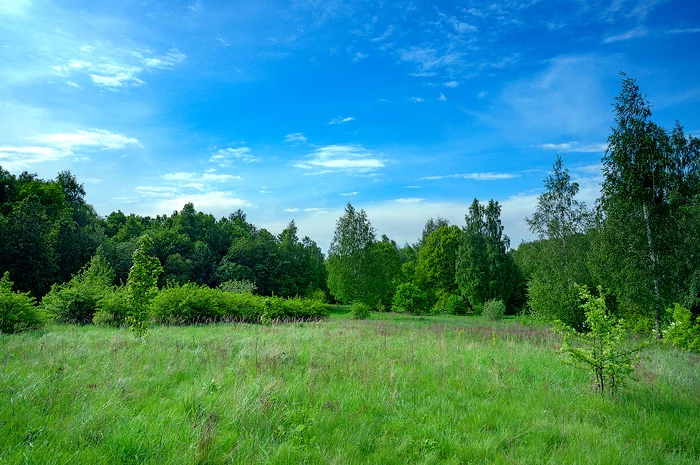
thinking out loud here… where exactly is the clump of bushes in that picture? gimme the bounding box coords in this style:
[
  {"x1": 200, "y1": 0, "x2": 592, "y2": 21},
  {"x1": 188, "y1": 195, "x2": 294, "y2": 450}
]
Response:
[
  {"x1": 41, "y1": 254, "x2": 115, "y2": 324},
  {"x1": 0, "y1": 272, "x2": 44, "y2": 333},
  {"x1": 433, "y1": 292, "x2": 469, "y2": 315},
  {"x1": 350, "y1": 302, "x2": 371, "y2": 320},
  {"x1": 93, "y1": 286, "x2": 130, "y2": 327},
  {"x1": 392, "y1": 283, "x2": 429, "y2": 315},
  {"x1": 150, "y1": 283, "x2": 329, "y2": 325},
  {"x1": 483, "y1": 299, "x2": 506, "y2": 321},
  {"x1": 663, "y1": 303, "x2": 700, "y2": 352}
]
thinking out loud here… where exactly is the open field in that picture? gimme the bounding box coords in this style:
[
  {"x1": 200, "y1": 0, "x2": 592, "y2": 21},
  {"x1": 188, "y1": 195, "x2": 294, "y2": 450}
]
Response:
[{"x1": 1, "y1": 311, "x2": 699, "y2": 464}]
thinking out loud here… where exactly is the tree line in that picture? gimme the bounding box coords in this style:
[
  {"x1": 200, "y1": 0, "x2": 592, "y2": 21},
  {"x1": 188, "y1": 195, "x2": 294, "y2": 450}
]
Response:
[{"x1": 1, "y1": 74, "x2": 699, "y2": 341}]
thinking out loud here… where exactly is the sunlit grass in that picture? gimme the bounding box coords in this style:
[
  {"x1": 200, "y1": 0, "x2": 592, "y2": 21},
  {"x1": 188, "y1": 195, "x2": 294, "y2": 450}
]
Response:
[{"x1": 1, "y1": 313, "x2": 698, "y2": 464}]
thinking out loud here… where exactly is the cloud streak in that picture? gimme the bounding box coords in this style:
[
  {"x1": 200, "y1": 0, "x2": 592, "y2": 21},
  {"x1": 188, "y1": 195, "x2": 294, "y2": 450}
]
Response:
[{"x1": 294, "y1": 144, "x2": 384, "y2": 175}]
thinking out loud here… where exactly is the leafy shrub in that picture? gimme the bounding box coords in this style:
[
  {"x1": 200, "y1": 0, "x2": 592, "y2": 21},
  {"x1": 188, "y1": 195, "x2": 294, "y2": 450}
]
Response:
[
  {"x1": 0, "y1": 272, "x2": 44, "y2": 333},
  {"x1": 307, "y1": 289, "x2": 327, "y2": 303},
  {"x1": 527, "y1": 277, "x2": 583, "y2": 329},
  {"x1": 483, "y1": 299, "x2": 506, "y2": 321},
  {"x1": 218, "y1": 279, "x2": 257, "y2": 294},
  {"x1": 152, "y1": 284, "x2": 329, "y2": 325},
  {"x1": 556, "y1": 285, "x2": 644, "y2": 394},
  {"x1": 392, "y1": 283, "x2": 429, "y2": 315},
  {"x1": 151, "y1": 283, "x2": 223, "y2": 324},
  {"x1": 126, "y1": 235, "x2": 162, "y2": 337},
  {"x1": 93, "y1": 286, "x2": 131, "y2": 327},
  {"x1": 663, "y1": 303, "x2": 700, "y2": 352},
  {"x1": 433, "y1": 292, "x2": 469, "y2": 315},
  {"x1": 351, "y1": 302, "x2": 371, "y2": 320},
  {"x1": 41, "y1": 254, "x2": 115, "y2": 324}
]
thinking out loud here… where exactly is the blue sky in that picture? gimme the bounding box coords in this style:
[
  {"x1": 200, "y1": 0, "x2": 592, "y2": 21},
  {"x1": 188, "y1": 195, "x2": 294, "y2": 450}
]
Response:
[{"x1": 1, "y1": 0, "x2": 699, "y2": 251}]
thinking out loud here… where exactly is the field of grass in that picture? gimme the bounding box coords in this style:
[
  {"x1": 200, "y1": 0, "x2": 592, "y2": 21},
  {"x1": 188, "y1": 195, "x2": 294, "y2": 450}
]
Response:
[{"x1": 1, "y1": 309, "x2": 699, "y2": 464}]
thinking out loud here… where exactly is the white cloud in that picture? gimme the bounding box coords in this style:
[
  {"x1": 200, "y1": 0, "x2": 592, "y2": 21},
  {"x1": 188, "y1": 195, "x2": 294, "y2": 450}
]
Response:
[
  {"x1": 209, "y1": 147, "x2": 260, "y2": 166},
  {"x1": 0, "y1": 146, "x2": 68, "y2": 170},
  {"x1": 477, "y1": 91, "x2": 488, "y2": 99},
  {"x1": 216, "y1": 37, "x2": 231, "y2": 46},
  {"x1": 51, "y1": 47, "x2": 186, "y2": 89},
  {"x1": 410, "y1": 97, "x2": 424, "y2": 103},
  {"x1": 438, "y1": 92, "x2": 447, "y2": 102},
  {"x1": 160, "y1": 172, "x2": 240, "y2": 182},
  {"x1": 294, "y1": 144, "x2": 384, "y2": 174},
  {"x1": 339, "y1": 192, "x2": 358, "y2": 196},
  {"x1": 667, "y1": 28, "x2": 700, "y2": 34},
  {"x1": 284, "y1": 208, "x2": 299, "y2": 213},
  {"x1": 404, "y1": 185, "x2": 420, "y2": 189},
  {"x1": 30, "y1": 129, "x2": 140, "y2": 150},
  {"x1": 329, "y1": 116, "x2": 355, "y2": 125},
  {"x1": 603, "y1": 27, "x2": 648, "y2": 43},
  {"x1": 140, "y1": 49, "x2": 186, "y2": 69},
  {"x1": 153, "y1": 192, "x2": 252, "y2": 214},
  {"x1": 371, "y1": 25, "x2": 395, "y2": 43},
  {"x1": 352, "y1": 52, "x2": 368, "y2": 62},
  {"x1": 536, "y1": 142, "x2": 608, "y2": 153},
  {"x1": 396, "y1": 197, "x2": 423, "y2": 203},
  {"x1": 285, "y1": 132, "x2": 307, "y2": 143},
  {"x1": 421, "y1": 172, "x2": 520, "y2": 181},
  {"x1": 443, "y1": 81, "x2": 459, "y2": 88},
  {"x1": 304, "y1": 207, "x2": 328, "y2": 213}
]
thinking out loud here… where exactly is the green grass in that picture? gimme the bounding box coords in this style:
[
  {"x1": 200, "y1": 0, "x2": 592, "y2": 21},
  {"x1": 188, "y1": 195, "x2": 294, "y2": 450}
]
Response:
[{"x1": 1, "y1": 313, "x2": 698, "y2": 464}]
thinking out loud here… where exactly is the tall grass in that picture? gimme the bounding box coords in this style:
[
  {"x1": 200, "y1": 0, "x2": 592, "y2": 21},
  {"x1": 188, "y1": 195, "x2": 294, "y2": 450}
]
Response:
[{"x1": 1, "y1": 314, "x2": 698, "y2": 464}]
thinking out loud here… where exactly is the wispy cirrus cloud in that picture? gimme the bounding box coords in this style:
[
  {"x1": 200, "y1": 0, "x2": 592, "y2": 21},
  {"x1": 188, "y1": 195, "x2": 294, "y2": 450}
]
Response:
[
  {"x1": 666, "y1": 28, "x2": 700, "y2": 34},
  {"x1": 536, "y1": 141, "x2": 608, "y2": 153},
  {"x1": 339, "y1": 191, "x2": 358, "y2": 196},
  {"x1": 285, "y1": 132, "x2": 307, "y2": 144},
  {"x1": 395, "y1": 197, "x2": 423, "y2": 203},
  {"x1": 438, "y1": 93, "x2": 447, "y2": 102},
  {"x1": 409, "y1": 97, "x2": 424, "y2": 103},
  {"x1": 209, "y1": 147, "x2": 260, "y2": 167},
  {"x1": 52, "y1": 48, "x2": 186, "y2": 89},
  {"x1": 294, "y1": 144, "x2": 384, "y2": 175},
  {"x1": 29, "y1": 129, "x2": 140, "y2": 150},
  {"x1": 160, "y1": 172, "x2": 240, "y2": 182},
  {"x1": 421, "y1": 172, "x2": 520, "y2": 181},
  {"x1": 603, "y1": 27, "x2": 648, "y2": 43},
  {"x1": 329, "y1": 116, "x2": 355, "y2": 125}
]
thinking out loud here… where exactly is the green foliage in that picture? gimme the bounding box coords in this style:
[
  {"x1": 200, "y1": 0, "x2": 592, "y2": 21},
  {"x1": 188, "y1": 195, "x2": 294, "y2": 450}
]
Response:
[
  {"x1": 350, "y1": 301, "x2": 371, "y2": 320},
  {"x1": 151, "y1": 283, "x2": 222, "y2": 324},
  {"x1": 327, "y1": 203, "x2": 384, "y2": 306},
  {"x1": 414, "y1": 225, "x2": 461, "y2": 302},
  {"x1": 556, "y1": 285, "x2": 642, "y2": 393},
  {"x1": 218, "y1": 279, "x2": 257, "y2": 294},
  {"x1": 456, "y1": 199, "x2": 513, "y2": 312},
  {"x1": 432, "y1": 292, "x2": 469, "y2": 315},
  {"x1": 92, "y1": 286, "x2": 130, "y2": 327},
  {"x1": 524, "y1": 156, "x2": 593, "y2": 328},
  {"x1": 151, "y1": 283, "x2": 329, "y2": 325},
  {"x1": 126, "y1": 235, "x2": 163, "y2": 337},
  {"x1": 663, "y1": 303, "x2": 700, "y2": 352},
  {"x1": 0, "y1": 271, "x2": 44, "y2": 333},
  {"x1": 483, "y1": 299, "x2": 506, "y2": 321},
  {"x1": 392, "y1": 283, "x2": 429, "y2": 315},
  {"x1": 41, "y1": 253, "x2": 115, "y2": 324}
]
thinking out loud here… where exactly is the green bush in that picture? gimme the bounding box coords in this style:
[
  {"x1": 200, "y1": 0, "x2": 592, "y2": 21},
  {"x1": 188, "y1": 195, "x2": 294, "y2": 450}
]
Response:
[
  {"x1": 392, "y1": 283, "x2": 429, "y2": 315},
  {"x1": 0, "y1": 272, "x2": 44, "y2": 334},
  {"x1": 218, "y1": 279, "x2": 257, "y2": 294},
  {"x1": 556, "y1": 285, "x2": 643, "y2": 394},
  {"x1": 483, "y1": 299, "x2": 506, "y2": 321},
  {"x1": 41, "y1": 254, "x2": 115, "y2": 324},
  {"x1": 351, "y1": 302, "x2": 371, "y2": 320},
  {"x1": 663, "y1": 303, "x2": 700, "y2": 352},
  {"x1": 151, "y1": 283, "x2": 223, "y2": 324},
  {"x1": 433, "y1": 292, "x2": 469, "y2": 315},
  {"x1": 93, "y1": 286, "x2": 131, "y2": 327}
]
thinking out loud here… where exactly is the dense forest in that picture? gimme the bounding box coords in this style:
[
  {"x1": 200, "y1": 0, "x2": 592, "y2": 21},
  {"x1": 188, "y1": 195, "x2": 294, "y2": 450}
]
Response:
[{"x1": 1, "y1": 75, "x2": 699, "y2": 345}]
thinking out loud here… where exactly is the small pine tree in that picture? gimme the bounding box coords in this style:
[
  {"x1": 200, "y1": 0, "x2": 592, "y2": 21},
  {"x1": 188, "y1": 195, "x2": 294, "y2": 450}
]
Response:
[{"x1": 126, "y1": 235, "x2": 162, "y2": 338}]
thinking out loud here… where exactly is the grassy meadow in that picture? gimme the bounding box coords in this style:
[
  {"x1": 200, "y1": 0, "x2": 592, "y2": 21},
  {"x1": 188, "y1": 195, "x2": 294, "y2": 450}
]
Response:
[{"x1": 1, "y1": 310, "x2": 699, "y2": 464}]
